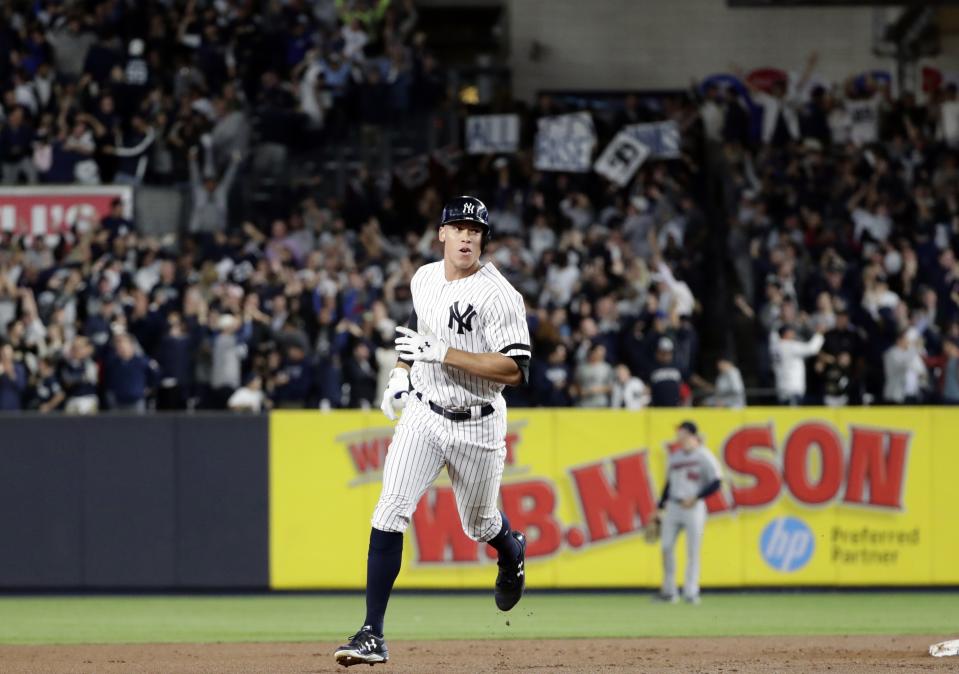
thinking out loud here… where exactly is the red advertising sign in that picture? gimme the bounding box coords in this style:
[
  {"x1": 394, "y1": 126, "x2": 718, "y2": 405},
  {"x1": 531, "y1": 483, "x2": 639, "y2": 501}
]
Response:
[{"x1": 0, "y1": 186, "x2": 133, "y2": 235}]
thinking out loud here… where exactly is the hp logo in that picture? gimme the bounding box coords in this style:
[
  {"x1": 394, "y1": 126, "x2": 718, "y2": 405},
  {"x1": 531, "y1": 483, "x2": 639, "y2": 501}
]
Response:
[{"x1": 760, "y1": 517, "x2": 814, "y2": 572}]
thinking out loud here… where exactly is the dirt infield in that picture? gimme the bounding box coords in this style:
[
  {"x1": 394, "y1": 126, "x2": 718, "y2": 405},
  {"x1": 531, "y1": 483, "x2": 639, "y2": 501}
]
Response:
[{"x1": 1, "y1": 635, "x2": 953, "y2": 673}]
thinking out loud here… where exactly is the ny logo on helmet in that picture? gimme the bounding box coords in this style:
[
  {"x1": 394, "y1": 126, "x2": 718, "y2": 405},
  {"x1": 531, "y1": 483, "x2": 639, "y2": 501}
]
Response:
[
  {"x1": 448, "y1": 301, "x2": 477, "y2": 334},
  {"x1": 463, "y1": 202, "x2": 474, "y2": 214}
]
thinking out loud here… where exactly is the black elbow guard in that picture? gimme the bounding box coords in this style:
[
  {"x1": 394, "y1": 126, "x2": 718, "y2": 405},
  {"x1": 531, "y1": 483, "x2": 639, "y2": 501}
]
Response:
[{"x1": 511, "y1": 356, "x2": 530, "y2": 385}]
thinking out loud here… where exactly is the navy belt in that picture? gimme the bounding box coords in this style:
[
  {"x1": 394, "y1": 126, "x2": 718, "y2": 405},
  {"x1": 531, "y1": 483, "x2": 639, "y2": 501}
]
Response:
[{"x1": 414, "y1": 391, "x2": 494, "y2": 422}]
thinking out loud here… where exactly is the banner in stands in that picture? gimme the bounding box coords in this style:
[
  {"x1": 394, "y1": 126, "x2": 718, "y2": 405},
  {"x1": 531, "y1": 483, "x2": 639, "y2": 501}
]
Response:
[
  {"x1": 0, "y1": 186, "x2": 133, "y2": 235},
  {"x1": 393, "y1": 155, "x2": 430, "y2": 190},
  {"x1": 594, "y1": 131, "x2": 650, "y2": 186},
  {"x1": 269, "y1": 407, "x2": 958, "y2": 589},
  {"x1": 466, "y1": 114, "x2": 520, "y2": 155},
  {"x1": 624, "y1": 120, "x2": 681, "y2": 159},
  {"x1": 533, "y1": 112, "x2": 596, "y2": 172}
]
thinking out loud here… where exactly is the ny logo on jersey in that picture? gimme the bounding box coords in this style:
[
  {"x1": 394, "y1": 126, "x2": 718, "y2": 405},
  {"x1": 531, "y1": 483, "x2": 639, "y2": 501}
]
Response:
[
  {"x1": 463, "y1": 202, "x2": 474, "y2": 214},
  {"x1": 448, "y1": 301, "x2": 477, "y2": 334}
]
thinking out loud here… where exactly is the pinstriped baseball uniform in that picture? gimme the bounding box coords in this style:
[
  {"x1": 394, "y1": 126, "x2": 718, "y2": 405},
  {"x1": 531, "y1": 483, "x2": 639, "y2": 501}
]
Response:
[{"x1": 372, "y1": 261, "x2": 531, "y2": 541}]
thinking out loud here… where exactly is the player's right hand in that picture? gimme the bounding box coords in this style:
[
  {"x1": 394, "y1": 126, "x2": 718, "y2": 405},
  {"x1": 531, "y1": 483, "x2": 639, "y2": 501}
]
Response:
[{"x1": 380, "y1": 367, "x2": 410, "y2": 421}]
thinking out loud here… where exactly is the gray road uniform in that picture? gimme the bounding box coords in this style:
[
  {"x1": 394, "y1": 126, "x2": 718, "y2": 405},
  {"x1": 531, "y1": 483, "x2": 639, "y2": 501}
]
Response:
[{"x1": 658, "y1": 445, "x2": 723, "y2": 600}]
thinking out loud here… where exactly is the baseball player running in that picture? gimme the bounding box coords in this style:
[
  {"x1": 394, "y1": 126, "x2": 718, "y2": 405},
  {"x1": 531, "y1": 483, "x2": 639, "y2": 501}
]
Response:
[
  {"x1": 335, "y1": 196, "x2": 531, "y2": 668},
  {"x1": 653, "y1": 420, "x2": 722, "y2": 605}
]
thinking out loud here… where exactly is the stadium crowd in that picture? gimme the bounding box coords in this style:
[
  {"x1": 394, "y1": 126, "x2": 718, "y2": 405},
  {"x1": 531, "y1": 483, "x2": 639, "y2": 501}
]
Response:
[
  {"x1": 718, "y1": 56, "x2": 959, "y2": 407},
  {"x1": 1, "y1": 2, "x2": 959, "y2": 412}
]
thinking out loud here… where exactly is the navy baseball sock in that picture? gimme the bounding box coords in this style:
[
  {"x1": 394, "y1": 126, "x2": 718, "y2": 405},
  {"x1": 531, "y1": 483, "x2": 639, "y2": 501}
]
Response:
[
  {"x1": 487, "y1": 512, "x2": 521, "y2": 565},
  {"x1": 363, "y1": 528, "x2": 403, "y2": 637}
]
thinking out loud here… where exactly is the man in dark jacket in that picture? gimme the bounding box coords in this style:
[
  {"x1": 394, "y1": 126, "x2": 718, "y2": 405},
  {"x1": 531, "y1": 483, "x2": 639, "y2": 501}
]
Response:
[
  {"x1": 155, "y1": 313, "x2": 192, "y2": 410},
  {"x1": 29, "y1": 356, "x2": 65, "y2": 412},
  {"x1": 273, "y1": 343, "x2": 314, "y2": 408},
  {"x1": 343, "y1": 341, "x2": 377, "y2": 409},
  {"x1": 105, "y1": 333, "x2": 155, "y2": 412},
  {"x1": 0, "y1": 105, "x2": 37, "y2": 184},
  {"x1": 530, "y1": 343, "x2": 572, "y2": 406},
  {"x1": 60, "y1": 335, "x2": 99, "y2": 413},
  {"x1": 649, "y1": 337, "x2": 683, "y2": 407},
  {"x1": 0, "y1": 342, "x2": 27, "y2": 410}
]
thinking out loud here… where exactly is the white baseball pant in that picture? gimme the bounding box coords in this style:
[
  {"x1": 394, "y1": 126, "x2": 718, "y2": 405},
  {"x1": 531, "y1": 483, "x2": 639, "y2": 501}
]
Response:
[
  {"x1": 661, "y1": 499, "x2": 706, "y2": 600},
  {"x1": 372, "y1": 395, "x2": 506, "y2": 542}
]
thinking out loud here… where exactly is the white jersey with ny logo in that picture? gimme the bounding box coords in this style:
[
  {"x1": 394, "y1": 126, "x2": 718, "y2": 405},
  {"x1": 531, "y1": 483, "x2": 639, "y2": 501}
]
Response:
[{"x1": 408, "y1": 261, "x2": 531, "y2": 408}]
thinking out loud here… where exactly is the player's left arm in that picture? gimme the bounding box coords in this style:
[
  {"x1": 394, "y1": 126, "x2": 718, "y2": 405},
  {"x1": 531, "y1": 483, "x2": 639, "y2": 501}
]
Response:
[
  {"x1": 473, "y1": 289, "x2": 532, "y2": 386},
  {"x1": 443, "y1": 349, "x2": 527, "y2": 387},
  {"x1": 697, "y1": 450, "x2": 723, "y2": 499},
  {"x1": 394, "y1": 288, "x2": 531, "y2": 386},
  {"x1": 697, "y1": 478, "x2": 721, "y2": 500},
  {"x1": 440, "y1": 288, "x2": 531, "y2": 386}
]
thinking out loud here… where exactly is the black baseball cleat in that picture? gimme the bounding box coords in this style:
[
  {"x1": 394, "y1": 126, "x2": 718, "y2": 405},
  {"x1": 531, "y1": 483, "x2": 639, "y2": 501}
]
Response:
[
  {"x1": 494, "y1": 530, "x2": 526, "y2": 611},
  {"x1": 651, "y1": 592, "x2": 679, "y2": 604},
  {"x1": 334, "y1": 626, "x2": 389, "y2": 667}
]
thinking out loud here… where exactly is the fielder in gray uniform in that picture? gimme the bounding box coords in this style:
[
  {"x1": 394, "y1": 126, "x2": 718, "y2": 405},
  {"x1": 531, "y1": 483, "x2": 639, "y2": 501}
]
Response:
[
  {"x1": 654, "y1": 420, "x2": 722, "y2": 604},
  {"x1": 335, "y1": 196, "x2": 531, "y2": 668}
]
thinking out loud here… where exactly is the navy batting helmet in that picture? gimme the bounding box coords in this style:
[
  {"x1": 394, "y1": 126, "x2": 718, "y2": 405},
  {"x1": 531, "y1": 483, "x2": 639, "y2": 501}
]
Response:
[
  {"x1": 441, "y1": 196, "x2": 489, "y2": 231},
  {"x1": 441, "y1": 196, "x2": 490, "y2": 250}
]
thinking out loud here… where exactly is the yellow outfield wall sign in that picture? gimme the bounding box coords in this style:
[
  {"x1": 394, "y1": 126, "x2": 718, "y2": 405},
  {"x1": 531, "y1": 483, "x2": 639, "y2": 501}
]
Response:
[{"x1": 269, "y1": 408, "x2": 959, "y2": 589}]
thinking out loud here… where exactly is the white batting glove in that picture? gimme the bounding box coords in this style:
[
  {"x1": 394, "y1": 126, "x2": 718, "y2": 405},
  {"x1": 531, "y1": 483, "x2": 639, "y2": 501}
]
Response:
[
  {"x1": 380, "y1": 367, "x2": 410, "y2": 421},
  {"x1": 394, "y1": 326, "x2": 449, "y2": 364}
]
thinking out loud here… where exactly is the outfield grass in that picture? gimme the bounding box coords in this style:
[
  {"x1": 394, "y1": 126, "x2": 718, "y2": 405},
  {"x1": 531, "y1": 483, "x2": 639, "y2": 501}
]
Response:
[{"x1": 0, "y1": 592, "x2": 955, "y2": 645}]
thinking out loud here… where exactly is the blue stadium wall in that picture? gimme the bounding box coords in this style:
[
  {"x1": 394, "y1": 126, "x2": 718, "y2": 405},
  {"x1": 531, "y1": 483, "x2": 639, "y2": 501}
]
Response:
[
  {"x1": 2, "y1": 410, "x2": 957, "y2": 590},
  {"x1": 0, "y1": 415, "x2": 269, "y2": 589}
]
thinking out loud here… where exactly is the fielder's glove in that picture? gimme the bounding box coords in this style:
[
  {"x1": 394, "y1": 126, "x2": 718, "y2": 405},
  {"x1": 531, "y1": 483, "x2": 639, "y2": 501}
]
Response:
[
  {"x1": 394, "y1": 326, "x2": 449, "y2": 364},
  {"x1": 380, "y1": 367, "x2": 410, "y2": 421},
  {"x1": 644, "y1": 513, "x2": 662, "y2": 544}
]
